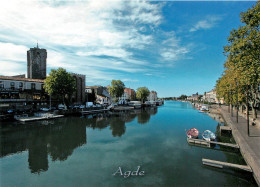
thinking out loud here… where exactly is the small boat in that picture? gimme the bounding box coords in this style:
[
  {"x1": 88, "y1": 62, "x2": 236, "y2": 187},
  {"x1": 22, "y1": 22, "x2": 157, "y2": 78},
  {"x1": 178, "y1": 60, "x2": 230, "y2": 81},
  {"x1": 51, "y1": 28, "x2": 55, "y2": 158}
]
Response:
[
  {"x1": 200, "y1": 105, "x2": 209, "y2": 112},
  {"x1": 202, "y1": 130, "x2": 216, "y2": 141},
  {"x1": 186, "y1": 128, "x2": 199, "y2": 139}
]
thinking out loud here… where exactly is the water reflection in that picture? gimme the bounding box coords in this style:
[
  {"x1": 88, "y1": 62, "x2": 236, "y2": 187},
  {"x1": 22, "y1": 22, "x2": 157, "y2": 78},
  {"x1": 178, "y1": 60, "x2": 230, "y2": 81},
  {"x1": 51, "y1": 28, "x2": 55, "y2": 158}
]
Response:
[
  {"x1": 1, "y1": 118, "x2": 86, "y2": 174},
  {"x1": 0, "y1": 108, "x2": 157, "y2": 174},
  {"x1": 84, "y1": 107, "x2": 157, "y2": 136}
]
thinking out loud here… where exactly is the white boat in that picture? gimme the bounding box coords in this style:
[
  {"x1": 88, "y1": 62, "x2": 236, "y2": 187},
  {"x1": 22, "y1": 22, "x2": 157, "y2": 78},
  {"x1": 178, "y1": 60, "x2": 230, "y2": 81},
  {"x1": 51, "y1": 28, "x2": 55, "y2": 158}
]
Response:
[
  {"x1": 129, "y1": 101, "x2": 142, "y2": 109},
  {"x1": 202, "y1": 130, "x2": 216, "y2": 141},
  {"x1": 200, "y1": 105, "x2": 209, "y2": 112},
  {"x1": 145, "y1": 101, "x2": 157, "y2": 107}
]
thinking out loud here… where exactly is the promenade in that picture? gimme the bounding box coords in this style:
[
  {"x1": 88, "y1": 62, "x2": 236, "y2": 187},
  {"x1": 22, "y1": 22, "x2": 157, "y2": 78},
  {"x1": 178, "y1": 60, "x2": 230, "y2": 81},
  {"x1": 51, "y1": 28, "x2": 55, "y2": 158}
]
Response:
[{"x1": 220, "y1": 106, "x2": 260, "y2": 186}]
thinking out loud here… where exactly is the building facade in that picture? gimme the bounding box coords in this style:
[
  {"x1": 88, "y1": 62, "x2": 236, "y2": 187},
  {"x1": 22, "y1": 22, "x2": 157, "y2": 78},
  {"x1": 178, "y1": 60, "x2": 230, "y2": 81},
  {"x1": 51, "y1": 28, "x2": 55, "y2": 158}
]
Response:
[
  {"x1": 71, "y1": 73, "x2": 86, "y2": 104},
  {"x1": 27, "y1": 45, "x2": 47, "y2": 79},
  {"x1": 85, "y1": 86, "x2": 111, "y2": 105},
  {"x1": 147, "y1": 91, "x2": 158, "y2": 101}
]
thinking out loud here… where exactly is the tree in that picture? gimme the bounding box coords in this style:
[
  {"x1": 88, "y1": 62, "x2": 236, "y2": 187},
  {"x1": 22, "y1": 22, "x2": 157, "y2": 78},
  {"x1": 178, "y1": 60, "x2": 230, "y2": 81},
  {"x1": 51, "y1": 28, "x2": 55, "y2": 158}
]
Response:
[
  {"x1": 44, "y1": 68, "x2": 76, "y2": 104},
  {"x1": 216, "y1": 2, "x2": 260, "y2": 118},
  {"x1": 108, "y1": 80, "x2": 125, "y2": 102},
  {"x1": 178, "y1": 95, "x2": 187, "y2": 100},
  {"x1": 136, "y1": 87, "x2": 150, "y2": 103}
]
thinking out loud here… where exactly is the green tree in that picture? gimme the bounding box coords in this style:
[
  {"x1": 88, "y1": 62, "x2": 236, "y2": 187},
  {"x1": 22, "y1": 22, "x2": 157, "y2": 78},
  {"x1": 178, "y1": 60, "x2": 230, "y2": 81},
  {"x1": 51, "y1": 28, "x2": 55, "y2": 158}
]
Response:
[
  {"x1": 178, "y1": 95, "x2": 187, "y2": 100},
  {"x1": 44, "y1": 68, "x2": 76, "y2": 104},
  {"x1": 136, "y1": 87, "x2": 150, "y2": 103},
  {"x1": 108, "y1": 80, "x2": 125, "y2": 102},
  {"x1": 217, "y1": 2, "x2": 260, "y2": 118}
]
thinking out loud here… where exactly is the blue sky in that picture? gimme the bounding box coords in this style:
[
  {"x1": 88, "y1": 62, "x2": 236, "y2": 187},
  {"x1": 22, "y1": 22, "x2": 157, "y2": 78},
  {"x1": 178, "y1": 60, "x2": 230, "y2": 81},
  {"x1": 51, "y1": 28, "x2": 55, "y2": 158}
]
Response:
[{"x1": 0, "y1": 0, "x2": 257, "y2": 97}]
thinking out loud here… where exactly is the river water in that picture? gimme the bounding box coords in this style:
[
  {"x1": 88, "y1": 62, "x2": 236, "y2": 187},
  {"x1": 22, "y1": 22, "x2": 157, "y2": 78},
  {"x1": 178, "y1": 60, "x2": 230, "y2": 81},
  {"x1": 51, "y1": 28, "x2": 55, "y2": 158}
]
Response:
[{"x1": 0, "y1": 101, "x2": 257, "y2": 186}]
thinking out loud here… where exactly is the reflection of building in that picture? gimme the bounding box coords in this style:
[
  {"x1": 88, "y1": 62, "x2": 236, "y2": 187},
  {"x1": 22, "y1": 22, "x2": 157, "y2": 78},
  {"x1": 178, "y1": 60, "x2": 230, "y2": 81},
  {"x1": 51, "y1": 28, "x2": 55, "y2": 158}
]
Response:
[
  {"x1": 85, "y1": 86, "x2": 111, "y2": 105},
  {"x1": 147, "y1": 91, "x2": 157, "y2": 101},
  {"x1": 0, "y1": 118, "x2": 87, "y2": 173},
  {"x1": 27, "y1": 45, "x2": 47, "y2": 79}
]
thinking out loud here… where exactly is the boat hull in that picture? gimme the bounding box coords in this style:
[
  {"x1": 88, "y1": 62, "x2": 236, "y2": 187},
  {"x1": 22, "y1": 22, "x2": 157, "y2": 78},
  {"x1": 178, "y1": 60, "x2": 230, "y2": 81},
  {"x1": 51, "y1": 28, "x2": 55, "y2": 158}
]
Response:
[{"x1": 186, "y1": 128, "x2": 199, "y2": 139}]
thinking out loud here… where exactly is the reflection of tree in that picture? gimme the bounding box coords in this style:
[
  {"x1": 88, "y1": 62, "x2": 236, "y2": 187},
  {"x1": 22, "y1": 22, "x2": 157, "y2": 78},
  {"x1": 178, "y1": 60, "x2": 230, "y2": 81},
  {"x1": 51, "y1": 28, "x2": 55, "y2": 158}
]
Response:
[
  {"x1": 109, "y1": 118, "x2": 126, "y2": 137},
  {"x1": 0, "y1": 117, "x2": 87, "y2": 174},
  {"x1": 137, "y1": 110, "x2": 151, "y2": 124},
  {"x1": 123, "y1": 112, "x2": 137, "y2": 123}
]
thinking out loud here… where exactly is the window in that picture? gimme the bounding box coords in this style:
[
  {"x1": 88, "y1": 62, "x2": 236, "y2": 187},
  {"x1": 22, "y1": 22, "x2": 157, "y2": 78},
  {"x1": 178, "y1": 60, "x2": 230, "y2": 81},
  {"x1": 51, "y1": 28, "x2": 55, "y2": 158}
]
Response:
[
  {"x1": 0, "y1": 81, "x2": 3, "y2": 89},
  {"x1": 10, "y1": 82, "x2": 15, "y2": 90},
  {"x1": 31, "y1": 83, "x2": 36, "y2": 90},
  {"x1": 19, "y1": 82, "x2": 23, "y2": 87}
]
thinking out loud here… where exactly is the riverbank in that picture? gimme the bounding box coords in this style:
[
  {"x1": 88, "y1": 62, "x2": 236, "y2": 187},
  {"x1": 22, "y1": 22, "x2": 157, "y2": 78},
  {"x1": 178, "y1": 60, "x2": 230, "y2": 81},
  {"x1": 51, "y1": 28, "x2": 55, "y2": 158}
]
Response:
[{"x1": 219, "y1": 105, "x2": 260, "y2": 186}]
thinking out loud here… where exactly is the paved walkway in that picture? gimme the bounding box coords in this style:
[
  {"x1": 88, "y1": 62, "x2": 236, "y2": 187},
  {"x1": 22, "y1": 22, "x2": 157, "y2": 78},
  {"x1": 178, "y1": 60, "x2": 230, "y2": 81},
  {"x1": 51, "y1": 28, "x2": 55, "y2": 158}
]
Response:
[{"x1": 220, "y1": 106, "x2": 260, "y2": 186}]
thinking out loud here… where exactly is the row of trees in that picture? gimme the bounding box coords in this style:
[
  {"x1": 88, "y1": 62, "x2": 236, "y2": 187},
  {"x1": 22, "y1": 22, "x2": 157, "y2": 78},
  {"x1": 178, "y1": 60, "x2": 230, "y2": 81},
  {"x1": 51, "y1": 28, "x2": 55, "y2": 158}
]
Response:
[
  {"x1": 108, "y1": 80, "x2": 151, "y2": 103},
  {"x1": 216, "y1": 2, "x2": 259, "y2": 118},
  {"x1": 43, "y1": 69, "x2": 152, "y2": 105}
]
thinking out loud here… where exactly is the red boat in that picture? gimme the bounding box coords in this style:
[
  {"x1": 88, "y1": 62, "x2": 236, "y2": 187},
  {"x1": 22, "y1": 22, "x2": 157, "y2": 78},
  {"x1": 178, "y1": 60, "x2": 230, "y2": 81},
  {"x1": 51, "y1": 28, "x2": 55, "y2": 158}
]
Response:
[{"x1": 186, "y1": 128, "x2": 199, "y2": 138}]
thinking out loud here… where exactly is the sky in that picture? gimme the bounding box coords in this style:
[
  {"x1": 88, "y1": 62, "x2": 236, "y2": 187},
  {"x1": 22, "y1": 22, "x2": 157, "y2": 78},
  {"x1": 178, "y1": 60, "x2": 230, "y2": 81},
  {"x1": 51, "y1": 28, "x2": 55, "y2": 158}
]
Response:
[{"x1": 0, "y1": 0, "x2": 257, "y2": 97}]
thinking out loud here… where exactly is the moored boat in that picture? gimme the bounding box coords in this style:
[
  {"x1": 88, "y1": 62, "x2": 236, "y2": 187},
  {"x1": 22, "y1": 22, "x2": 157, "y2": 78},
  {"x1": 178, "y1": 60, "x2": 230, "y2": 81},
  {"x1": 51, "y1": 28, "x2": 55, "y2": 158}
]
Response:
[
  {"x1": 129, "y1": 101, "x2": 142, "y2": 109},
  {"x1": 202, "y1": 130, "x2": 216, "y2": 141},
  {"x1": 186, "y1": 128, "x2": 199, "y2": 139}
]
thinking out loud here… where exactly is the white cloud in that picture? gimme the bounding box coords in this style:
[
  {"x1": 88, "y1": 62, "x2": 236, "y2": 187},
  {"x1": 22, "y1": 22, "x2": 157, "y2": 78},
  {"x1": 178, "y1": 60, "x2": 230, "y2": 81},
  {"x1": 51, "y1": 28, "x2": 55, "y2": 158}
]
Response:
[
  {"x1": 159, "y1": 33, "x2": 189, "y2": 62},
  {"x1": 190, "y1": 16, "x2": 222, "y2": 32},
  {"x1": 0, "y1": 0, "x2": 162, "y2": 82},
  {"x1": 0, "y1": 42, "x2": 28, "y2": 62}
]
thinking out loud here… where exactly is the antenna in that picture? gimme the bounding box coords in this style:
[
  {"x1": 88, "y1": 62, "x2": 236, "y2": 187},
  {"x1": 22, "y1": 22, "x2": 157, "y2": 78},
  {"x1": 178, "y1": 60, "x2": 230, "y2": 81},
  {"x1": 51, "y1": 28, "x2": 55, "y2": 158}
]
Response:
[{"x1": 37, "y1": 40, "x2": 39, "y2": 48}]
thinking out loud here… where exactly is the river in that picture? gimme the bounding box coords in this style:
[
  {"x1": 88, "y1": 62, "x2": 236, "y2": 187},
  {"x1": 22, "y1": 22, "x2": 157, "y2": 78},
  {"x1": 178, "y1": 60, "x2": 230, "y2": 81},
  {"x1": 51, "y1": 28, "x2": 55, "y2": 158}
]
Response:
[{"x1": 0, "y1": 101, "x2": 257, "y2": 186}]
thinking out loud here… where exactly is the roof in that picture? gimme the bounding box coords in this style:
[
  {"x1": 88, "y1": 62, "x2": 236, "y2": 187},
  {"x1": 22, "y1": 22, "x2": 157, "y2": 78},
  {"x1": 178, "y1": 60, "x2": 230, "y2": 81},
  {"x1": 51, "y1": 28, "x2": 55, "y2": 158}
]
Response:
[{"x1": 0, "y1": 76, "x2": 44, "y2": 83}]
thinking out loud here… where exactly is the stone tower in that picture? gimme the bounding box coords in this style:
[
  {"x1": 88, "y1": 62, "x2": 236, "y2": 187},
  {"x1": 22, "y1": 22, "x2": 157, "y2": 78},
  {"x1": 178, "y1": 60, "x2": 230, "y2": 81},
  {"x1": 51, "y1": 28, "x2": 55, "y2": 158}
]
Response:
[{"x1": 27, "y1": 44, "x2": 47, "y2": 79}]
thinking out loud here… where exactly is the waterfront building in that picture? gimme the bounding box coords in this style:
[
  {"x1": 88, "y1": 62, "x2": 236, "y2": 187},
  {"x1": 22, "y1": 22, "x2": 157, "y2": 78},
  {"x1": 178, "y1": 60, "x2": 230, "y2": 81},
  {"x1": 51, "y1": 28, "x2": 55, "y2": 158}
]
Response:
[
  {"x1": 0, "y1": 76, "x2": 47, "y2": 112},
  {"x1": 147, "y1": 91, "x2": 158, "y2": 101},
  {"x1": 118, "y1": 88, "x2": 136, "y2": 104},
  {"x1": 85, "y1": 86, "x2": 111, "y2": 105},
  {"x1": 203, "y1": 89, "x2": 217, "y2": 103},
  {"x1": 118, "y1": 92, "x2": 130, "y2": 104},
  {"x1": 0, "y1": 45, "x2": 86, "y2": 111},
  {"x1": 124, "y1": 88, "x2": 136, "y2": 101}
]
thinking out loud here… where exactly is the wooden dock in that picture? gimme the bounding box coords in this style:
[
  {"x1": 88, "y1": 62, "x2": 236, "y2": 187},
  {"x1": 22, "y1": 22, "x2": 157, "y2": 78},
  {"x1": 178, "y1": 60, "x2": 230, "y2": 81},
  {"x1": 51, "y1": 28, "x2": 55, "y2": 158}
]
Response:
[
  {"x1": 113, "y1": 106, "x2": 134, "y2": 111},
  {"x1": 202, "y1": 158, "x2": 252, "y2": 172},
  {"x1": 80, "y1": 109, "x2": 109, "y2": 115},
  {"x1": 17, "y1": 115, "x2": 64, "y2": 122},
  {"x1": 187, "y1": 138, "x2": 239, "y2": 149},
  {"x1": 220, "y1": 126, "x2": 232, "y2": 135}
]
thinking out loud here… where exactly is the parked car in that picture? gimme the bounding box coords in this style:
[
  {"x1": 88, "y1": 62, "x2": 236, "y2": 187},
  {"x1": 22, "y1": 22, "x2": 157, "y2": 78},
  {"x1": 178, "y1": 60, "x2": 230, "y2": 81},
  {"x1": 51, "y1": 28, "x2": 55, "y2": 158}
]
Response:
[
  {"x1": 79, "y1": 105, "x2": 85, "y2": 109},
  {"x1": 50, "y1": 107, "x2": 56, "y2": 110},
  {"x1": 58, "y1": 104, "x2": 65, "y2": 110},
  {"x1": 40, "y1": 107, "x2": 50, "y2": 111},
  {"x1": 7, "y1": 109, "x2": 14, "y2": 113}
]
